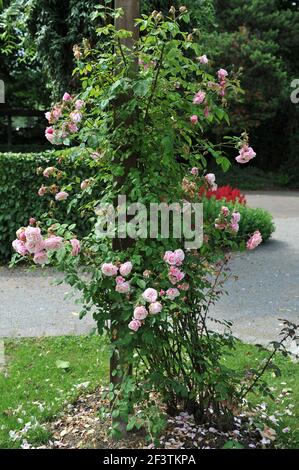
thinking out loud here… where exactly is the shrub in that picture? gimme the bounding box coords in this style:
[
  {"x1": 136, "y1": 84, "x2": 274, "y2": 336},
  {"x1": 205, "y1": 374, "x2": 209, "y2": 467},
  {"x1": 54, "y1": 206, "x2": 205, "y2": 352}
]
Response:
[
  {"x1": 0, "y1": 148, "x2": 93, "y2": 263},
  {"x1": 203, "y1": 196, "x2": 275, "y2": 245}
]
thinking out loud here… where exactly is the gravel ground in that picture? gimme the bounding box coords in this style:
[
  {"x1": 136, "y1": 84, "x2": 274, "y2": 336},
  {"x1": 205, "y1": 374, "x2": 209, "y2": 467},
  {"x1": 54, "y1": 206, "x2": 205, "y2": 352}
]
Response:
[{"x1": 0, "y1": 191, "x2": 298, "y2": 344}]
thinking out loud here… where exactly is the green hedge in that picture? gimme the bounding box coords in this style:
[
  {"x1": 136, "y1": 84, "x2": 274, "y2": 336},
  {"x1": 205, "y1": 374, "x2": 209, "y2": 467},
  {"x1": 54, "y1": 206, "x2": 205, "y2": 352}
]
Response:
[
  {"x1": 203, "y1": 197, "x2": 275, "y2": 244},
  {"x1": 0, "y1": 149, "x2": 93, "y2": 263}
]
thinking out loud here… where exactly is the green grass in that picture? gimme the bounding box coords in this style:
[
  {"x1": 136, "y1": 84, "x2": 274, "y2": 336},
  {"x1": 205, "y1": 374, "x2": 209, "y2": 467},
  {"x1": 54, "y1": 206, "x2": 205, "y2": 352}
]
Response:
[
  {"x1": 0, "y1": 335, "x2": 109, "y2": 448},
  {"x1": 0, "y1": 336, "x2": 298, "y2": 448}
]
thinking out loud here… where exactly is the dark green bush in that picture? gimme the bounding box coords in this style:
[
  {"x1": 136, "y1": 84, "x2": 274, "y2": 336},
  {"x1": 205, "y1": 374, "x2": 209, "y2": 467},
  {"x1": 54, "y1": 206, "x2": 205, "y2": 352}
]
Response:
[
  {"x1": 0, "y1": 148, "x2": 93, "y2": 263},
  {"x1": 203, "y1": 197, "x2": 275, "y2": 244}
]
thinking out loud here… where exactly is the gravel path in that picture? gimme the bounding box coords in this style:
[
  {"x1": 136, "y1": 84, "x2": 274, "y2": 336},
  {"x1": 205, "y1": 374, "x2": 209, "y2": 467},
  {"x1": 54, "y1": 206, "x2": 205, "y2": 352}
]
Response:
[{"x1": 0, "y1": 191, "x2": 298, "y2": 344}]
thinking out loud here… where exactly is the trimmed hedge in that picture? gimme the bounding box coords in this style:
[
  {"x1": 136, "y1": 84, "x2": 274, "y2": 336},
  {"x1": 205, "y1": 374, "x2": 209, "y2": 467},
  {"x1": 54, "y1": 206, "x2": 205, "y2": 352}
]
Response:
[
  {"x1": 0, "y1": 149, "x2": 92, "y2": 263},
  {"x1": 203, "y1": 197, "x2": 275, "y2": 243}
]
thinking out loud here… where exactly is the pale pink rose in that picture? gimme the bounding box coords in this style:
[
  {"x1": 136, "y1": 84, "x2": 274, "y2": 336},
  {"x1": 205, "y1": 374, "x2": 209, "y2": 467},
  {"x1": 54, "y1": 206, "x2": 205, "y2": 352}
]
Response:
[
  {"x1": 68, "y1": 122, "x2": 78, "y2": 133},
  {"x1": 63, "y1": 92, "x2": 72, "y2": 101},
  {"x1": 190, "y1": 115, "x2": 198, "y2": 125},
  {"x1": 230, "y1": 222, "x2": 239, "y2": 233},
  {"x1": 133, "y1": 306, "x2": 148, "y2": 320},
  {"x1": 55, "y1": 191, "x2": 69, "y2": 201},
  {"x1": 115, "y1": 281, "x2": 130, "y2": 294},
  {"x1": 45, "y1": 126, "x2": 55, "y2": 143},
  {"x1": 178, "y1": 283, "x2": 189, "y2": 291},
  {"x1": 174, "y1": 249, "x2": 185, "y2": 265},
  {"x1": 45, "y1": 111, "x2": 51, "y2": 122},
  {"x1": 164, "y1": 251, "x2": 178, "y2": 265},
  {"x1": 44, "y1": 236, "x2": 63, "y2": 251},
  {"x1": 24, "y1": 227, "x2": 45, "y2": 254},
  {"x1": 218, "y1": 68, "x2": 228, "y2": 80},
  {"x1": 215, "y1": 222, "x2": 226, "y2": 230},
  {"x1": 205, "y1": 173, "x2": 216, "y2": 185},
  {"x1": 80, "y1": 179, "x2": 90, "y2": 190},
  {"x1": 101, "y1": 263, "x2": 118, "y2": 277},
  {"x1": 12, "y1": 239, "x2": 28, "y2": 256},
  {"x1": 38, "y1": 185, "x2": 47, "y2": 197},
  {"x1": 116, "y1": 276, "x2": 126, "y2": 285},
  {"x1": 70, "y1": 238, "x2": 81, "y2": 256},
  {"x1": 70, "y1": 111, "x2": 82, "y2": 123},
  {"x1": 236, "y1": 145, "x2": 256, "y2": 164},
  {"x1": 198, "y1": 54, "x2": 209, "y2": 64},
  {"x1": 166, "y1": 288, "x2": 180, "y2": 300},
  {"x1": 221, "y1": 206, "x2": 230, "y2": 217},
  {"x1": 52, "y1": 107, "x2": 62, "y2": 121},
  {"x1": 33, "y1": 251, "x2": 49, "y2": 265},
  {"x1": 16, "y1": 228, "x2": 26, "y2": 241},
  {"x1": 160, "y1": 289, "x2": 166, "y2": 296},
  {"x1": 143, "y1": 270, "x2": 151, "y2": 278},
  {"x1": 191, "y1": 167, "x2": 198, "y2": 175},
  {"x1": 91, "y1": 151, "x2": 102, "y2": 160},
  {"x1": 231, "y1": 212, "x2": 241, "y2": 224},
  {"x1": 168, "y1": 266, "x2": 185, "y2": 285},
  {"x1": 193, "y1": 91, "x2": 206, "y2": 105},
  {"x1": 142, "y1": 288, "x2": 158, "y2": 303},
  {"x1": 247, "y1": 231, "x2": 262, "y2": 250},
  {"x1": 43, "y1": 166, "x2": 55, "y2": 178},
  {"x1": 29, "y1": 217, "x2": 36, "y2": 226},
  {"x1": 149, "y1": 302, "x2": 162, "y2": 315},
  {"x1": 119, "y1": 261, "x2": 133, "y2": 277},
  {"x1": 75, "y1": 99, "x2": 85, "y2": 110},
  {"x1": 128, "y1": 319, "x2": 141, "y2": 332}
]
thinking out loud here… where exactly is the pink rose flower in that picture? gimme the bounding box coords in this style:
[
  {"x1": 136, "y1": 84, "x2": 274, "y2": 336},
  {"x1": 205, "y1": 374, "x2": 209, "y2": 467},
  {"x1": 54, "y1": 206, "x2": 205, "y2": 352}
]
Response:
[
  {"x1": 128, "y1": 319, "x2": 141, "y2": 332},
  {"x1": 44, "y1": 236, "x2": 63, "y2": 251},
  {"x1": 29, "y1": 217, "x2": 36, "y2": 226},
  {"x1": 16, "y1": 228, "x2": 26, "y2": 241},
  {"x1": 62, "y1": 92, "x2": 72, "y2": 101},
  {"x1": 217, "y1": 68, "x2": 228, "y2": 81},
  {"x1": 119, "y1": 261, "x2": 133, "y2": 277},
  {"x1": 43, "y1": 166, "x2": 55, "y2": 178},
  {"x1": 33, "y1": 251, "x2": 49, "y2": 265},
  {"x1": 168, "y1": 266, "x2": 185, "y2": 285},
  {"x1": 205, "y1": 173, "x2": 216, "y2": 186},
  {"x1": 12, "y1": 239, "x2": 28, "y2": 256},
  {"x1": 24, "y1": 227, "x2": 45, "y2": 254},
  {"x1": 198, "y1": 54, "x2": 209, "y2": 64},
  {"x1": 174, "y1": 249, "x2": 185, "y2": 265},
  {"x1": 70, "y1": 111, "x2": 82, "y2": 123},
  {"x1": 80, "y1": 179, "x2": 90, "y2": 190},
  {"x1": 236, "y1": 145, "x2": 256, "y2": 164},
  {"x1": 193, "y1": 91, "x2": 206, "y2": 105},
  {"x1": 55, "y1": 191, "x2": 69, "y2": 201},
  {"x1": 70, "y1": 238, "x2": 81, "y2": 256},
  {"x1": 116, "y1": 276, "x2": 126, "y2": 284},
  {"x1": 38, "y1": 185, "x2": 47, "y2": 197},
  {"x1": 166, "y1": 288, "x2": 180, "y2": 301},
  {"x1": 247, "y1": 230, "x2": 262, "y2": 250},
  {"x1": 191, "y1": 167, "x2": 199, "y2": 175},
  {"x1": 231, "y1": 212, "x2": 241, "y2": 224},
  {"x1": 68, "y1": 122, "x2": 78, "y2": 133},
  {"x1": 149, "y1": 302, "x2": 162, "y2": 315},
  {"x1": 142, "y1": 288, "x2": 158, "y2": 303},
  {"x1": 221, "y1": 206, "x2": 230, "y2": 217},
  {"x1": 115, "y1": 281, "x2": 130, "y2": 294},
  {"x1": 133, "y1": 306, "x2": 148, "y2": 320},
  {"x1": 45, "y1": 111, "x2": 51, "y2": 122},
  {"x1": 178, "y1": 283, "x2": 189, "y2": 291},
  {"x1": 190, "y1": 115, "x2": 198, "y2": 125},
  {"x1": 75, "y1": 99, "x2": 85, "y2": 110},
  {"x1": 230, "y1": 222, "x2": 239, "y2": 233},
  {"x1": 164, "y1": 249, "x2": 185, "y2": 266},
  {"x1": 102, "y1": 263, "x2": 118, "y2": 277},
  {"x1": 45, "y1": 127, "x2": 55, "y2": 144},
  {"x1": 52, "y1": 107, "x2": 62, "y2": 121}
]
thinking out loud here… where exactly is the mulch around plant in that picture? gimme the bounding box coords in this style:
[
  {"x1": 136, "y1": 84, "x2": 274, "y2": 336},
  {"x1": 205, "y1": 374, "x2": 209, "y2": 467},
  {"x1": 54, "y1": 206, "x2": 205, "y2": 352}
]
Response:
[{"x1": 40, "y1": 387, "x2": 276, "y2": 449}]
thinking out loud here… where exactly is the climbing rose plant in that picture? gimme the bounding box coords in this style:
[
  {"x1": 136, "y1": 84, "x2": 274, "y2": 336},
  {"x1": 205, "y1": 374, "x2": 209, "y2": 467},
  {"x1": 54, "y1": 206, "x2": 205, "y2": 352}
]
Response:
[{"x1": 11, "y1": 6, "x2": 297, "y2": 439}]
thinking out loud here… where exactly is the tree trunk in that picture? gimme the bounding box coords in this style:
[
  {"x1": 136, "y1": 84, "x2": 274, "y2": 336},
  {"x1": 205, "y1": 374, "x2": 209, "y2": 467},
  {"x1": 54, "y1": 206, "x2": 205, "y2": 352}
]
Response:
[{"x1": 110, "y1": 0, "x2": 140, "y2": 439}]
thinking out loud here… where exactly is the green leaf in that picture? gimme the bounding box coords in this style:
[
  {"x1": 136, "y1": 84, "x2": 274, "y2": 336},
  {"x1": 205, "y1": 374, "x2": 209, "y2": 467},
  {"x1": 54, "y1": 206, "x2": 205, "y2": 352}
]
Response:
[{"x1": 55, "y1": 360, "x2": 70, "y2": 370}]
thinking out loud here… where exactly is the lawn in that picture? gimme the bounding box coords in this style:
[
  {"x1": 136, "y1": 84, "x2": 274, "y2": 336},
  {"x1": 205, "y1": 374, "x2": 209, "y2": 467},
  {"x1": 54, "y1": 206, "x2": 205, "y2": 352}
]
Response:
[{"x1": 0, "y1": 336, "x2": 298, "y2": 449}]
